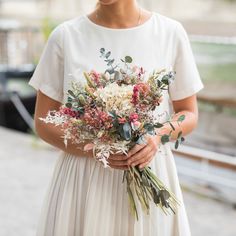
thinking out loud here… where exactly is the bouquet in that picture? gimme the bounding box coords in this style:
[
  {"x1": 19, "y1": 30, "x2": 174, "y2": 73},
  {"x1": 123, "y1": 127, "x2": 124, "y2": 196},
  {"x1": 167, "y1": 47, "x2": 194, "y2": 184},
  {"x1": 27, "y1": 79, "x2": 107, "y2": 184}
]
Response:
[{"x1": 40, "y1": 48, "x2": 185, "y2": 220}]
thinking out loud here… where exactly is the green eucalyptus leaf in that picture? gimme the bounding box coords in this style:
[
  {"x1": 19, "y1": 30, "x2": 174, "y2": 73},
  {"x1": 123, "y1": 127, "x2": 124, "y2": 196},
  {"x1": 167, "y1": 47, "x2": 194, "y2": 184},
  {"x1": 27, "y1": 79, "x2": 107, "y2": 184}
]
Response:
[
  {"x1": 67, "y1": 97, "x2": 73, "y2": 102},
  {"x1": 68, "y1": 90, "x2": 76, "y2": 98},
  {"x1": 119, "y1": 122, "x2": 132, "y2": 141},
  {"x1": 125, "y1": 56, "x2": 133, "y2": 63},
  {"x1": 143, "y1": 123, "x2": 154, "y2": 134},
  {"x1": 136, "y1": 135, "x2": 146, "y2": 145},
  {"x1": 154, "y1": 123, "x2": 164, "y2": 128},
  {"x1": 105, "y1": 68, "x2": 115, "y2": 74},
  {"x1": 178, "y1": 115, "x2": 185, "y2": 122},
  {"x1": 108, "y1": 111, "x2": 117, "y2": 118},
  {"x1": 175, "y1": 140, "x2": 179, "y2": 149},
  {"x1": 159, "y1": 190, "x2": 170, "y2": 208},
  {"x1": 161, "y1": 75, "x2": 170, "y2": 85},
  {"x1": 123, "y1": 123, "x2": 132, "y2": 140},
  {"x1": 107, "y1": 59, "x2": 115, "y2": 66},
  {"x1": 151, "y1": 186, "x2": 160, "y2": 204},
  {"x1": 114, "y1": 71, "x2": 122, "y2": 81},
  {"x1": 65, "y1": 102, "x2": 72, "y2": 108},
  {"x1": 160, "y1": 189, "x2": 170, "y2": 200},
  {"x1": 105, "y1": 51, "x2": 111, "y2": 58},
  {"x1": 100, "y1": 48, "x2": 105, "y2": 54},
  {"x1": 161, "y1": 134, "x2": 170, "y2": 144}
]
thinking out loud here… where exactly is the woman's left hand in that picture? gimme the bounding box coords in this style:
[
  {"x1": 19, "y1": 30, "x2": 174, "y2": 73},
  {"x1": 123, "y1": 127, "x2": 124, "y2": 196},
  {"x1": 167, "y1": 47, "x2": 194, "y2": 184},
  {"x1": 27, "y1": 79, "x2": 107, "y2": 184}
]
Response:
[{"x1": 127, "y1": 134, "x2": 161, "y2": 169}]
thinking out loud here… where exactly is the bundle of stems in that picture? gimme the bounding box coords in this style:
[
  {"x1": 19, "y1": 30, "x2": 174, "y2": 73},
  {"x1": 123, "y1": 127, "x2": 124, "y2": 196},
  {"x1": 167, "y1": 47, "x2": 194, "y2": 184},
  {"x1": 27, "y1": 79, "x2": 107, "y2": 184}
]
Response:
[{"x1": 123, "y1": 165, "x2": 180, "y2": 220}]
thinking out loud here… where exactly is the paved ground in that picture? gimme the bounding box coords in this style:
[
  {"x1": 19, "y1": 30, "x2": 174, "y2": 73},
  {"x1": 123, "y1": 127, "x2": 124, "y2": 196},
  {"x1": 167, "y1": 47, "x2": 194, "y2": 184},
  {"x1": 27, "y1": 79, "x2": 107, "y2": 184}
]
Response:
[{"x1": 0, "y1": 127, "x2": 235, "y2": 236}]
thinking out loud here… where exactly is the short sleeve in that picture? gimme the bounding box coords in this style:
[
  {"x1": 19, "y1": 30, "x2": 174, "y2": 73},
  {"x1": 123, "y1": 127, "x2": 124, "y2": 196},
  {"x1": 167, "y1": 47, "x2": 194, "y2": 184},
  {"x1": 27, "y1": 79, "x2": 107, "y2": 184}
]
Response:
[
  {"x1": 169, "y1": 22, "x2": 204, "y2": 101},
  {"x1": 28, "y1": 24, "x2": 64, "y2": 103}
]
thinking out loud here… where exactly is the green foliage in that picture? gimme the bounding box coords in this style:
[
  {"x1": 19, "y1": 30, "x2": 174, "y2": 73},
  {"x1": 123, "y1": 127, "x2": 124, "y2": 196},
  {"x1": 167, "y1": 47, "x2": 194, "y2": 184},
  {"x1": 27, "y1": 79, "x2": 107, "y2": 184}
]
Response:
[{"x1": 41, "y1": 17, "x2": 58, "y2": 41}]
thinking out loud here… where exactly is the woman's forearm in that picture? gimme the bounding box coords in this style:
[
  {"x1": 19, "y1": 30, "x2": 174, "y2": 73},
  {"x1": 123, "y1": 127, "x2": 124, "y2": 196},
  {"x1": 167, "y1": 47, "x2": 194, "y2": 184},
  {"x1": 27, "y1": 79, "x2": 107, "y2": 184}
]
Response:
[
  {"x1": 156, "y1": 110, "x2": 198, "y2": 141},
  {"x1": 35, "y1": 120, "x2": 94, "y2": 158}
]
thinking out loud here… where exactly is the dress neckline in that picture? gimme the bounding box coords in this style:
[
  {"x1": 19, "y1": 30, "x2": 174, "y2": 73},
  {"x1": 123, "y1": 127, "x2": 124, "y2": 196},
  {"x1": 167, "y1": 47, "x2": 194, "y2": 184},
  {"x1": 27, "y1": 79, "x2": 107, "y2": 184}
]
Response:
[{"x1": 83, "y1": 11, "x2": 155, "y2": 32}]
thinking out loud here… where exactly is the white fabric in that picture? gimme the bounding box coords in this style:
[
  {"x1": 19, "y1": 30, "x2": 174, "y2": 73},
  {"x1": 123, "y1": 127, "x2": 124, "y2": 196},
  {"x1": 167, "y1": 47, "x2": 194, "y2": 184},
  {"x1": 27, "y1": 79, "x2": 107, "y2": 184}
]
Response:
[{"x1": 28, "y1": 11, "x2": 204, "y2": 236}]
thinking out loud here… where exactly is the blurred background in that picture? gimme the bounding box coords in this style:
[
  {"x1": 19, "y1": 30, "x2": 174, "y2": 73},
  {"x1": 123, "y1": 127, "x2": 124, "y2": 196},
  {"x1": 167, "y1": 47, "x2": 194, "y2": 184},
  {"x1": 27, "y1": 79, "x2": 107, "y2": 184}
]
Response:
[{"x1": 0, "y1": 0, "x2": 236, "y2": 235}]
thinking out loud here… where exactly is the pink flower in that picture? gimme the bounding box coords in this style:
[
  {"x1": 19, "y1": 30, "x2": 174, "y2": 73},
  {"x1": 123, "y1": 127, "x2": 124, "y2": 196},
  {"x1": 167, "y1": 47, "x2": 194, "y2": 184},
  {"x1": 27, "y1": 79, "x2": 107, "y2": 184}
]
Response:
[
  {"x1": 83, "y1": 107, "x2": 113, "y2": 129},
  {"x1": 133, "y1": 121, "x2": 141, "y2": 126},
  {"x1": 132, "y1": 83, "x2": 150, "y2": 105},
  {"x1": 129, "y1": 113, "x2": 139, "y2": 122},
  {"x1": 90, "y1": 70, "x2": 101, "y2": 86}
]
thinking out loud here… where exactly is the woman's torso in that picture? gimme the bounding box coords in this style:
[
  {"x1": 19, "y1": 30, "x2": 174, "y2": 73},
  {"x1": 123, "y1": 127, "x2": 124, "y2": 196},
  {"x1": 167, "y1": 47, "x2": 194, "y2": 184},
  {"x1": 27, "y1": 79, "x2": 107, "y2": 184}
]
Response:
[{"x1": 59, "y1": 12, "x2": 180, "y2": 119}]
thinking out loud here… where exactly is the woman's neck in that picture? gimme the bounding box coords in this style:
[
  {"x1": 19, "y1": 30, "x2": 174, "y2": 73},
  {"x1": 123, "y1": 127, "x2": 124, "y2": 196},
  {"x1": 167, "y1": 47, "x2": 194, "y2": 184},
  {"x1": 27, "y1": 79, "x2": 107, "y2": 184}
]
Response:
[{"x1": 88, "y1": 0, "x2": 152, "y2": 29}]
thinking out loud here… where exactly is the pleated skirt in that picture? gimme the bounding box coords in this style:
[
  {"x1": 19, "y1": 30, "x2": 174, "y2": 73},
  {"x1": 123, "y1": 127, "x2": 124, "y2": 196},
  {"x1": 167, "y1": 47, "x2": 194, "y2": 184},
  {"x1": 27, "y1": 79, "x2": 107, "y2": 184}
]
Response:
[{"x1": 36, "y1": 144, "x2": 191, "y2": 236}]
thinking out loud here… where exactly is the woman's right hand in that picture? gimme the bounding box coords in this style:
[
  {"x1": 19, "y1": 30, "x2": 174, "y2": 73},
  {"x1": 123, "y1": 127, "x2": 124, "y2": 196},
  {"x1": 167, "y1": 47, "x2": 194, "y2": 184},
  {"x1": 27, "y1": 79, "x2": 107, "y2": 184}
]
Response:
[{"x1": 108, "y1": 154, "x2": 130, "y2": 170}]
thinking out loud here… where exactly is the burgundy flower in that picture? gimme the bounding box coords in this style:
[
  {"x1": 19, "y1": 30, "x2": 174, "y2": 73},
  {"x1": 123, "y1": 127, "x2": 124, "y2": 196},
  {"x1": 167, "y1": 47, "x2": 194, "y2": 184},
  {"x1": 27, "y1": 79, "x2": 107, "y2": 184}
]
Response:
[{"x1": 59, "y1": 107, "x2": 78, "y2": 118}]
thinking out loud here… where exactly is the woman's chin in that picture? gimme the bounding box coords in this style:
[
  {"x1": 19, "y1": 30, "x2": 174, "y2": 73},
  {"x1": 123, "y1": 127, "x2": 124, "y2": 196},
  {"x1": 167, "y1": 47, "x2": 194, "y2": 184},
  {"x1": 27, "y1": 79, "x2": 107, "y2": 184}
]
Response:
[{"x1": 98, "y1": 0, "x2": 118, "y2": 6}]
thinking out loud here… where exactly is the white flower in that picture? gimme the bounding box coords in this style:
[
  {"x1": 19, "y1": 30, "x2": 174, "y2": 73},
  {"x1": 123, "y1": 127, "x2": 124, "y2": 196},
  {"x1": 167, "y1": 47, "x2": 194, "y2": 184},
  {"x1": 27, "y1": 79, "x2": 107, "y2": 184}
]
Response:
[{"x1": 95, "y1": 83, "x2": 134, "y2": 115}]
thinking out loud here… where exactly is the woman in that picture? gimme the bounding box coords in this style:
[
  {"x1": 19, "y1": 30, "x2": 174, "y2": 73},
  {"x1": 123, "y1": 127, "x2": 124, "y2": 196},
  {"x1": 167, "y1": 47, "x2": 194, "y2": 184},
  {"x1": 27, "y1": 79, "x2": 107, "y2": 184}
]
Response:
[{"x1": 29, "y1": 0, "x2": 204, "y2": 235}]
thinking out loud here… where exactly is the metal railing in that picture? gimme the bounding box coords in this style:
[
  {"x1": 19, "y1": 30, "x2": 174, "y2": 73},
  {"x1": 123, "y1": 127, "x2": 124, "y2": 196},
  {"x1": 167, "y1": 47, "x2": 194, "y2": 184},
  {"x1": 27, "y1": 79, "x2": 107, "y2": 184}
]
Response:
[{"x1": 173, "y1": 145, "x2": 236, "y2": 190}]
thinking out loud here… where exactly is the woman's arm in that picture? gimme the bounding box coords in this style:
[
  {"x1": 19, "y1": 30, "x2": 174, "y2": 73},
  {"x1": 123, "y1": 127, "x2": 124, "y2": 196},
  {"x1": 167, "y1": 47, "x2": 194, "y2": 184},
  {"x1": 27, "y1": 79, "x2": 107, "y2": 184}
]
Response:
[
  {"x1": 34, "y1": 90, "x2": 94, "y2": 158},
  {"x1": 125, "y1": 94, "x2": 199, "y2": 168}
]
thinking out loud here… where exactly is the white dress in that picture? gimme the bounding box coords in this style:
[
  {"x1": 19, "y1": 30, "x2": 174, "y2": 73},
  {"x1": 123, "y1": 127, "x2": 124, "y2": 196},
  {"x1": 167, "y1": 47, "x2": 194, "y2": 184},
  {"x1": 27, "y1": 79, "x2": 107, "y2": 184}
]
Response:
[{"x1": 28, "y1": 11, "x2": 204, "y2": 236}]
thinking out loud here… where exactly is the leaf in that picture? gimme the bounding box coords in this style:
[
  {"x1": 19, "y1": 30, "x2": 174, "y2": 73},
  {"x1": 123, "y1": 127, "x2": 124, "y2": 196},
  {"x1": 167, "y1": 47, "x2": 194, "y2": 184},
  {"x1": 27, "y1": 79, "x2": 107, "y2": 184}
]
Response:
[
  {"x1": 67, "y1": 97, "x2": 73, "y2": 102},
  {"x1": 151, "y1": 186, "x2": 160, "y2": 204},
  {"x1": 161, "y1": 134, "x2": 170, "y2": 144},
  {"x1": 154, "y1": 123, "x2": 164, "y2": 128},
  {"x1": 123, "y1": 123, "x2": 132, "y2": 140},
  {"x1": 143, "y1": 123, "x2": 154, "y2": 134},
  {"x1": 125, "y1": 56, "x2": 133, "y2": 63},
  {"x1": 100, "y1": 48, "x2": 105, "y2": 54},
  {"x1": 114, "y1": 71, "x2": 122, "y2": 81},
  {"x1": 105, "y1": 68, "x2": 115, "y2": 74},
  {"x1": 107, "y1": 59, "x2": 115, "y2": 66},
  {"x1": 178, "y1": 115, "x2": 185, "y2": 122},
  {"x1": 68, "y1": 90, "x2": 76, "y2": 98},
  {"x1": 136, "y1": 135, "x2": 146, "y2": 145},
  {"x1": 78, "y1": 94, "x2": 86, "y2": 105},
  {"x1": 119, "y1": 122, "x2": 132, "y2": 141},
  {"x1": 65, "y1": 102, "x2": 72, "y2": 108},
  {"x1": 160, "y1": 190, "x2": 170, "y2": 200},
  {"x1": 161, "y1": 75, "x2": 170, "y2": 85},
  {"x1": 175, "y1": 140, "x2": 179, "y2": 149},
  {"x1": 108, "y1": 111, "x2": 117, "y2": 118},
  {"x1": 77, "y1": 107, "x2": 85, "y2": 113},
  {"x1": 105, "y1": 51, "x2": 111, "y2": 58},
  {"x1": 177, "y1": 131, "x2": 182, "y2": 139}
]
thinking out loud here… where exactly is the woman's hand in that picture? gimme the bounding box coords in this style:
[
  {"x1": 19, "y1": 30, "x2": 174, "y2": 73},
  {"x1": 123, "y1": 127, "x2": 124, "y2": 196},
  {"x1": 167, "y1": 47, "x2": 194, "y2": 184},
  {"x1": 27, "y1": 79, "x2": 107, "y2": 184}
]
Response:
[
  {"x1": 108, "y1": 154, "x2": 130, "y2": 170},
  {"x1": 127, "y1": 134, "x2": 161, "y2": 169}
]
